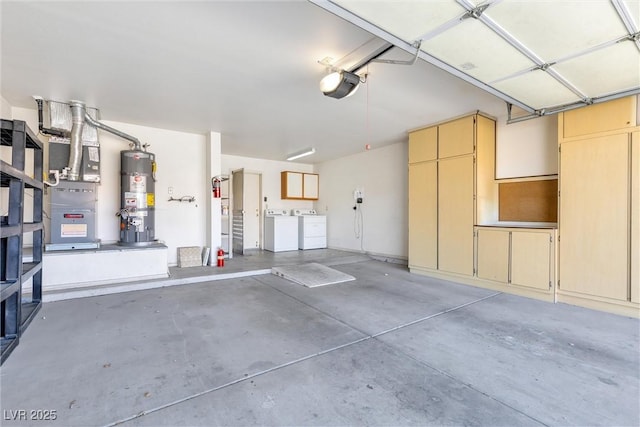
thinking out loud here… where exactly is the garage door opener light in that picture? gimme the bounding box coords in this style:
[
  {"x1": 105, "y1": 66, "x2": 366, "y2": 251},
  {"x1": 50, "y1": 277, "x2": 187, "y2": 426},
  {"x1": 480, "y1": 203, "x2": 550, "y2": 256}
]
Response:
[{"x1": 320, "y1": 70, "x2": 360, "y2": 99}]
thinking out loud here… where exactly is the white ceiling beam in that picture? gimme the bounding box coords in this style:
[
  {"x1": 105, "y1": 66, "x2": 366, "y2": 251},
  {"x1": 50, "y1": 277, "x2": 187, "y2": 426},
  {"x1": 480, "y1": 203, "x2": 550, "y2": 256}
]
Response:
[
  {"x1": 456, "y1": 0, "x2": 589, "y2": 103},
  {"x1": 611, "y1": 0, "x2": 640, "y2": 52}
]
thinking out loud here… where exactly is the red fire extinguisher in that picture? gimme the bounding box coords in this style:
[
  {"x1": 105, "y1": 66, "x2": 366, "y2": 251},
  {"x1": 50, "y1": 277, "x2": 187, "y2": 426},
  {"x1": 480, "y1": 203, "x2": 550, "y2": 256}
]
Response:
[
  {"x1": 217, "y1": 248, "x2": 225, "y2": 267},
  {"x1": 212, "y1": 177, "x2": 221, "y2": 198}
]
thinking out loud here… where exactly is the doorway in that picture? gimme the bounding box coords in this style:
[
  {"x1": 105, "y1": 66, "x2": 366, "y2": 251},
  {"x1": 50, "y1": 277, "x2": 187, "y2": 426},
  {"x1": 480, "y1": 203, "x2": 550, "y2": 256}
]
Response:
[{"x1": 231, "y1": 168, "x2": 262, "y2": 255}]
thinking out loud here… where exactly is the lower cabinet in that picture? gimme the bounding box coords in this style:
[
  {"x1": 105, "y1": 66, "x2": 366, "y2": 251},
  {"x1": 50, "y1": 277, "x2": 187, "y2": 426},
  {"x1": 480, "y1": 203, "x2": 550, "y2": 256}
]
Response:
[
  {"x1": 476, "y1": 229, "x2": 509, "y2": 282},
  {"x1": 475, "y1": 227, "x2": 556, "y2": 297},
  {"x1": 511, "y1": 231, "x2": 553, "y2": 291}
]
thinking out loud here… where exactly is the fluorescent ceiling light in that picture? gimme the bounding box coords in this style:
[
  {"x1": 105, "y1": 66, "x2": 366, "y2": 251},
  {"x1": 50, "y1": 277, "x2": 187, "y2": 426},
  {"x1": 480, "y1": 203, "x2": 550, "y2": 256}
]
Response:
[
  {"x1": 286, "y1": 147, "x2": 316, "y2": 161},
  {"x1": 320, "y1": 70, "x2": 360, "y2": 99}
]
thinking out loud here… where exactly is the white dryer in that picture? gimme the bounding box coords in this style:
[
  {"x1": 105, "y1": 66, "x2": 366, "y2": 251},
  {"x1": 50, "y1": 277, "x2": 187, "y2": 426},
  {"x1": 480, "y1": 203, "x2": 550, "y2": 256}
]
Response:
[
  {"x1": 264, "y1": 209, "x2": 299, "y2": 252},
  {"x1": 292, "y1": 209, "x2": 327, "y2": 250}
]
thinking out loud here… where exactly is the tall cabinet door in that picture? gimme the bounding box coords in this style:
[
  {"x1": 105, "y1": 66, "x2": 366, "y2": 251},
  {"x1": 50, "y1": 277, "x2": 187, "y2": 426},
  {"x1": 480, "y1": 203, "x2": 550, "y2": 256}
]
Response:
[
  {"x1": 408, "y1": 162, "x2": 437, "y2": 269},
  {"x1": 438, "y1": 156, "x2": 474, "y2": 275},
  {"x1": 560, "y1": 134, "x2": 629, "y2": 300}
]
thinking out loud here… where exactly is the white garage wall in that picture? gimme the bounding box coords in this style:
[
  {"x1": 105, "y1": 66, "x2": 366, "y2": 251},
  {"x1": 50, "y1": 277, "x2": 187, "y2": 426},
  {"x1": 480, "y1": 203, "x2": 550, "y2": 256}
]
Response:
[
  {"x1": 316, "y1": 142, "x2": 408, "y2": 260},
  {"x1": 1, "y1": 95, "x2": 12, "y2": 119},
  {"x1": 98, "y1": 121, "x2": 208, "y2": 265}
]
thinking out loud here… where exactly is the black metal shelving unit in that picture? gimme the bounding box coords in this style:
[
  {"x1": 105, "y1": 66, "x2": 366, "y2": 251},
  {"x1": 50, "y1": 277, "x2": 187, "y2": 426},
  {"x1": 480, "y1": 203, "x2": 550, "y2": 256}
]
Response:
[{"x1": 1, "y1": 119, "x2": 44, "y2": 364}]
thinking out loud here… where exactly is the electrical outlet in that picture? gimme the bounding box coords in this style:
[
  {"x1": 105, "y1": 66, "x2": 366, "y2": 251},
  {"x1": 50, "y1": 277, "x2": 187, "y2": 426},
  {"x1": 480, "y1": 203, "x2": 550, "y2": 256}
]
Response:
[
  {"x1": 354, "y1": 188, "x2": 364, "y2": 203},
  {"x1": 168, "y1": 186, "x2": 173, "y2": 195}
]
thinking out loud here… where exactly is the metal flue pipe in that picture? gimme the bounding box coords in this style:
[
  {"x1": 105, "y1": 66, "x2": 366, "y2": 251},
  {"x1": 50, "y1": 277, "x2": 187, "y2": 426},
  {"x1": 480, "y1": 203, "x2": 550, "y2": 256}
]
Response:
[
  {"x1": 83, "y1": 113, "x2": 142, "y2": 151},
  {"x1": 68, "y1": 100, "x2": 86, "y2": 181},
  {"x1": 67, "y1": 100, "x2": 143, "y2": 181}
]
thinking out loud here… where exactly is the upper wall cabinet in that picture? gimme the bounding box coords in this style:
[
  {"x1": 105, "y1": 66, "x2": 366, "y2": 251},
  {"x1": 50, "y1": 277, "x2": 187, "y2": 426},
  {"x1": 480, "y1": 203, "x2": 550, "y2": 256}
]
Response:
[
  {"x1": 438, "y1": 115, "x2": 475, "y2": 158},
  {"x1": 281, "y1": 171, "x2": 319, "y2": 200},
  {"x1": 408, "y1": 114, "x2": 481, "y2": 163},
  {"x1": 282, "y1": 171, "x2": 302, "y2": 198},
  {"x1": 561, "y1": 96, "x2": 637, "y2": 139},
  {"x1": 408, "y1": 126, "x2": 437, "y2": 163}
]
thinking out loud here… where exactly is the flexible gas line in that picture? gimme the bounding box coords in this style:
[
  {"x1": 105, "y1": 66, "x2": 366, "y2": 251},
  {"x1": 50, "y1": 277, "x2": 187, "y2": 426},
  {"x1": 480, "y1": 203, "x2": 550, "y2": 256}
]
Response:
[{"x1": 43, "y1": 170, "x2": 60, "y2": 187}]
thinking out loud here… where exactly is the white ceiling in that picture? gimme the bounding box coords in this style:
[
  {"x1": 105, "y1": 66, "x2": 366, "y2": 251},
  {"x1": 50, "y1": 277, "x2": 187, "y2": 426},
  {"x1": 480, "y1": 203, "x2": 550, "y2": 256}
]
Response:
[{"x1": 5, "y1": 0, "x2": 618, "y2": 164}]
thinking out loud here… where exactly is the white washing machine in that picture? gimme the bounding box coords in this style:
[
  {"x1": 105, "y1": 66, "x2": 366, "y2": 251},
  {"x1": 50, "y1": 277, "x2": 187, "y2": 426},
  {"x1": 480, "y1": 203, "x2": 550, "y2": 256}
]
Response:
[
  {"x1": 292, "y1": 209, "x2": 327, "y2": 250},
  {"x1": 264, "y1": 209, "x2": 299, "y2": 252}
]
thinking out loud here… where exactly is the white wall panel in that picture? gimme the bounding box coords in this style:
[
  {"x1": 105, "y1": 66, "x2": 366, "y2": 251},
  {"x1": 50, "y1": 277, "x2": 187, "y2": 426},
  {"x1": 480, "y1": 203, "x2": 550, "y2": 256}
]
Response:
[
  {"x1": 1, "y1": 95, "x2": 12, "y2": 119},
  {"x1": 316, "y1": 142, "x2": 408, "y2": 259},
  {"x1": 100, "y1": 120, "x2": 208, "y2": 266},
  {"x1": 496, "y1": 114, "x2": 558, "y2": 179}
]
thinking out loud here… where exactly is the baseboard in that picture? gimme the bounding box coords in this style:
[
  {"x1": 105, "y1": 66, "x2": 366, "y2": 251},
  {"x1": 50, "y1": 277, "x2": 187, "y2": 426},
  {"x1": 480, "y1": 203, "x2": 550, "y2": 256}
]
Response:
[{"x1": 409, "y1": 266, "x2": 555, "y2": 303}]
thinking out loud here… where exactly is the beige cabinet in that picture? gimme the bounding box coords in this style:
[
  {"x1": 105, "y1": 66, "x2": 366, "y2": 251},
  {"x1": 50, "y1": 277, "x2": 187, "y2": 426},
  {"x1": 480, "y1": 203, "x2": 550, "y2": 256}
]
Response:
[
  {"x1": 438, "y1": 115, "x2": 475, "y2": 158},
  {"x1": 476, "y1": 228, "x2": 509, "y2": 282},
  {"x1": 476, "y1": 227, "x2": 555, "y2": 292},
  {"x1": 408, "y1": 112, "x2": 565, "y2": 303},
  {"x1": 408, "y1": 113, "x2": 495, "y2": 278},
  {"x1": 281, "y1": 171, "x2": 318, "y2": 200},
  {"x1": 438, "y1": 156, "x2": 474, "y2": 275},
  {"x1": 561, "y1": 96, "x2": 637, "y2": 139},
  {"x1": 558, "y1": 96, "x2": 640, "y2": 316},
  {"x1": 408, "y1": 162, "x2": 437, "y2": 269},
  {"x1": 511, "y1": 231, "x2": 552, "y2": 291},
  {"x1": 408, "y1": 126, "x2": 437, "y2": 163},
  {"x1": 559, "y1": 134, "x2": 629, "y2": 300}
]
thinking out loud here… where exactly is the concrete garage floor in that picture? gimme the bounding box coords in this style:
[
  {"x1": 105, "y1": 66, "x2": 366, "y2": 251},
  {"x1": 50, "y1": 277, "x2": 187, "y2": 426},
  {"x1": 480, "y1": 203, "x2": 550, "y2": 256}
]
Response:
[{"x1": 1, "y1": 251, "x2": 638, "y2": 426}]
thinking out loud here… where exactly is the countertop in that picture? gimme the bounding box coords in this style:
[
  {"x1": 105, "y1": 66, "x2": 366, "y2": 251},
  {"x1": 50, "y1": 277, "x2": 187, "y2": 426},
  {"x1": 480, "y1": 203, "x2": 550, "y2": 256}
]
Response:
[{"x1": 476, "y1": 222, "x2": 557, "y2": 229}]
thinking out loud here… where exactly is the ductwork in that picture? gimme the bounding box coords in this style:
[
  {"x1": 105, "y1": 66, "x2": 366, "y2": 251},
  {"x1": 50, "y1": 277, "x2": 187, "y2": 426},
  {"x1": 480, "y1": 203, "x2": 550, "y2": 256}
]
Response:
[
  {"x1": 67, "y1": 101, "x2": 85, "y2": 181},
  {"x1": 64, "y1": 100, "x2": 142, "y2": 181},
  {"x1": 35, "y1": 97, "x2": 69, "y2": 139},
  {"x1": 83, "y1": 111, "x2": 142, "y2": 151}
]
